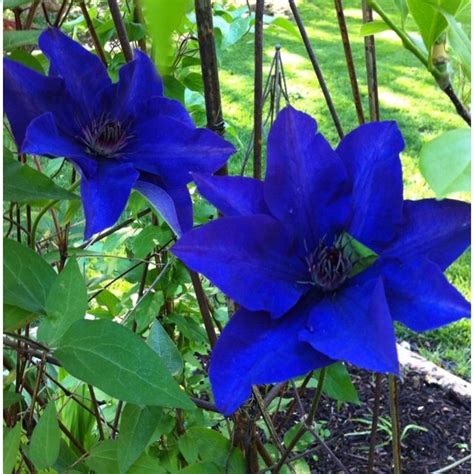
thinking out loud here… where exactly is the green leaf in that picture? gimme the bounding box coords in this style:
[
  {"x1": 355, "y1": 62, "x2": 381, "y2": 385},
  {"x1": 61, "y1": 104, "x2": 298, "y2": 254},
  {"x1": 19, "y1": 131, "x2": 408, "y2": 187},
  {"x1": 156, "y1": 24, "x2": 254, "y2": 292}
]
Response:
[
  {"x1": 3, "y1": 423, "x2": 22, "y2": 474},
  {"x1": 4, "y1": 151, "x2": 77, "y2": 203},
  {"x1": 179, "y1": 463, "x2": 221, "y2": 474},
  {"x1": 38, "y1": 259, "x2": 88, "y2": 347},
  {"x1": 4, "y1": 239, "x2": 56, "y2": 314},
  {"x1": 53, "y1": 440, "x2": 88, "y2": 473},
  {"x1": 3, "y1": 304, "x2": 37, "y2": 331},
  {"x1": 283, "y1": 423, "x2": 313, "y2": 452},
  {"x1": 266, "y1": 16, "x2": 300, "y2": 40},
  {"x1": 28, "y1": 402, "x2": 61, "y2": 470},
  {"x1": 131, "y1": 292, "x2": 164, "y2": 333},
  {"x1": 3, "y1": 0, "x2": 32, "y2": 9},
  {"x1": 117, "y1": 404, "x2": 163, "y2": 473},
  {"x1": 178, "y1": 427, "x2": 245, "y2": 473},
  {"x1": 148, "y1": 320, "x2": 184, "y2": 376},
  {"x1": 420, "y1": 128, "x2": 471, "y2": 197},
  {"x1": 406, "y1": 0, "x2": 463, "y2": 52},
  {"x1": 133, "y1": 225, "x2": 161, "y2": 259},
  {"x1": 360, "y1": 21, "x2": 390, "y2": 36},
  {"x1": 222, "y1": 16, "x2": 251, "y2": 48},
  {"x1": 3, "y1": 390, "x2": 23, "y2": 409},
  {"x1": 323, "y1": 363, "x2": 359, "y2": 404},
  {"x1": 4, "y1": 30, "x2": 40, "y2": 50},
  {"x1": 128, "y1": 453, "x2": 166, "y2": 474},
  {"x1": 445, "y1": 12, "x2": 471, "y2": 79},
  {"x1": 54, "y1": 319, "x2": 194, "y2": 409},
  {"x1": 86, "y1": 441, "x2": 118, "y2": 473},
  {"x1": 393, "y1": 0, "x2": 409, "y2": 27},
  {"x1": 7, "y1": 49, "x2": 45, "y2": 73},
  {"x1": 142, "y1": 0, "x2": 192, "y2": 73}
]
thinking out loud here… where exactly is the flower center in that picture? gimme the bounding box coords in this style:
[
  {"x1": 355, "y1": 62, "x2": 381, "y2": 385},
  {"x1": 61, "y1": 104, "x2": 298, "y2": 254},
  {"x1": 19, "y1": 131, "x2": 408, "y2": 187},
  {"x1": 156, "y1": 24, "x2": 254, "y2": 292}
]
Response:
[
  {"x1": 305, "y1": 237, "x2": 353, "y2": 292},
  {"x1": 82, "y1": 116, "x2": 130, "y2": 158}
]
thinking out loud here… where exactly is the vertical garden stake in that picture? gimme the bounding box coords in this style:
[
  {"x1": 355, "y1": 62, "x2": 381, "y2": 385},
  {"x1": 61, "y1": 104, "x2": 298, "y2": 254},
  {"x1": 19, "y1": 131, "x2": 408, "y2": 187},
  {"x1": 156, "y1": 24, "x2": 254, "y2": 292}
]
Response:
[
  {"x1": 253, "y1": 0, "x2": 264, "y2": 180},
  {"x1": 334, "y1": 0, "x2": 365, "y2": 124},
  {"x1": 389, "y1": 376, "x2": 402, "y2": 473},
  {"x1": 361, "y1": 0, "x2": 380, "y2": 121},
  {"x1": 107, "y1": 0, "x2": 134, "y2": 62},
  {"x1": 288, "y1": 0, "x2": 344, "y2": 138},
  {"x1": 194, "y1": 0, "x2": 228, "y2": 155}
]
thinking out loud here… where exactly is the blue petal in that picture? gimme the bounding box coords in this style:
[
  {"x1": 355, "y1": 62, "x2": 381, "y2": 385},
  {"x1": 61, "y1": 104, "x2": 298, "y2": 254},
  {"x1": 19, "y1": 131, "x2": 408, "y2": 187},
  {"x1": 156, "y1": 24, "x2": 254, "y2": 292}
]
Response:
[
  {"x1": 265, "y1": 106, "x2": 351, "y2": 251},
  {"x1": 22, "y1": 112, "x2": 96, "y2": 176},
  {"x1": 171, "y1": 215, "x2": 306, "y2": 317},
  {"x1": 135, "y1": 178, "x2": 192, "y2": 237},
  {"x1": 39, "y1": 27, "x2": 111, "y2": 110},
  {"x1": 379, "y1": 258, "x2": 470, "y2": 331},
  {"x1": 300, "y1": 279, "x2": 399, "y2": 374},
  {"x1": 383, "y1": 199, "x2": 471, "y2": 270},
  {"x1": 337, "y1": 121, "x2": 405, "y2": 252},
  {"x1": 126, "y1": 98, "x2": 235, "y2": 186},
  {"x1": 80, "y1": 161, "x2": 139, "y2": 239},
  {"x1": 3, "y1": 57, "x2": 74, "y2": 148},
  {"x1": 98, "y1": 50, "x2": 165, "y2": 121},
  {"x1": 193, "y1": 173, "x2": 270, "y2": 216},
  {"x1": 210, "y1": 307, "x2": 332, "y2": 415}
]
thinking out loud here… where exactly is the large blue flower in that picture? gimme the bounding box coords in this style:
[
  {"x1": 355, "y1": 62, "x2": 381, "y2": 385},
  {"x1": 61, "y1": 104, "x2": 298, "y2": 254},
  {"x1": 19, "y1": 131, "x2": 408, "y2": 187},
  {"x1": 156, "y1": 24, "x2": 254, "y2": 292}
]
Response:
[
  {"x1": 4, "y1": 28, "x2": 235, "y2": 239},
  {"x1": 172, "y1": 106, "x2": 471, "y2": 415}
]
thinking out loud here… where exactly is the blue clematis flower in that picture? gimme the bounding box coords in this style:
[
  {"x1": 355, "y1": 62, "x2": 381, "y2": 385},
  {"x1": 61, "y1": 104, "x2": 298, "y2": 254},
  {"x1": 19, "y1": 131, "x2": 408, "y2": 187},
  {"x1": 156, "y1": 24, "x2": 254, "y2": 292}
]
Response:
[
  {"x1": 4, "y1": 28, "x2": 235, "y2": 239},
  {"x1": 172, "y1": 106, "x2": 471, "y2": 415}
]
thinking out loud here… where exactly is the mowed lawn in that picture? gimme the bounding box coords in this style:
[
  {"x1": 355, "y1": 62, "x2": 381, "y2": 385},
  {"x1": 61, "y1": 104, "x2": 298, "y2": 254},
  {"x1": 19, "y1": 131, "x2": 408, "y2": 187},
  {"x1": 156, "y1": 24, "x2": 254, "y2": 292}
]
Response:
[{"x1": 218, "y1": 0, "x2": 471, "y2": 378}]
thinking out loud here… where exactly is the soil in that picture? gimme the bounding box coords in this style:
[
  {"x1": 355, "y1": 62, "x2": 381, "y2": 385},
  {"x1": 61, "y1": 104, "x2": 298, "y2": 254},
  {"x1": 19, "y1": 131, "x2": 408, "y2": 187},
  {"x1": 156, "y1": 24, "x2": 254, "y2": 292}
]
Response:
[{"x1": 282, "y1": 369, "x2": 471, "y2": 473}]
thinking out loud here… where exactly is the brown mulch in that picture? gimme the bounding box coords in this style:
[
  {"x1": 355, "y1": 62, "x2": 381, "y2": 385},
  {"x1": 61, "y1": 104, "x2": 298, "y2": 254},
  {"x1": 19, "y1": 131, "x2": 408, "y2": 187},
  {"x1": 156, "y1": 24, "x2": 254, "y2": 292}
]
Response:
[{"x1": 288, "y1": 369, "x2": 471, "y2": 473}]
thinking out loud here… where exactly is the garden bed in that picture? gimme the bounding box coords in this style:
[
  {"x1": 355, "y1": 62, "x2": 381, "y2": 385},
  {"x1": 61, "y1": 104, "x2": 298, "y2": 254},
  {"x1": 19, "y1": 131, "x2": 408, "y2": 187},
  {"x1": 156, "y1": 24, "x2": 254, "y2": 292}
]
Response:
[{"x1": 290, "y1": 368, "x2": 471, "y2": 473}]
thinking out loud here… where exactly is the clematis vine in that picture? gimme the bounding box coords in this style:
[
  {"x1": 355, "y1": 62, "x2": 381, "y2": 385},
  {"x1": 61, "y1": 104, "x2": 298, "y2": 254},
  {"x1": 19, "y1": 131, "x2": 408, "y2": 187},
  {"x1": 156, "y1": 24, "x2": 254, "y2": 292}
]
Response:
[
  {"x1": 172, "y1": 106, "x2": 471, "y2": 415},
  {"x1": 4, "y1": 28, "x2": 235, "y2": 239}
]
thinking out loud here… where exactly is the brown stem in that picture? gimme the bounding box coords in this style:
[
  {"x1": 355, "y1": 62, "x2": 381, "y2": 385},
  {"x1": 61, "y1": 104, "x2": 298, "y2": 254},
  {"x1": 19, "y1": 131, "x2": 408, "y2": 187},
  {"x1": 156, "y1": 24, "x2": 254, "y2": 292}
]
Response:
[
  {"x1": 361, "y1": 1, "x2": 380, "y2": 121},
  {"x1": 442, "y1": 84, "x2": 471, "y2": 126},
  {"x1": 111, "y1": 400, "x2": 123, "y2": 439},
  {"x1": 194, "y1": 0, "x2": 228, "y2": 175},
  {"x1": 189, "y1": 270, "x2": 217, "y2": 347},
  {"x1": 79, "y1": 0, "x2": 108, "y2": 66},
  {"x1": 24, "y1": 0, "x2": 40, "y2": 30},
  {"x1": 88, "y1": 385, "x2": 105, "y2": 440},
  {"x1": 53, "y1": 0, "x2": 68, "y2": 27},
  {"x1": 133, "y1": 0, "x2": 147, "y2": 53},
  {"x1": 388, "y1": 375, "x2": 402, "y2": 473},
  {"x1": 334, "y1": 0, "x2": 365, "y2": 124},
  {"x1": 367, "y1": 373, "x2": 382, "y2": 473},
  {"x1": 27, "y1": 355, "x2": 46, "y2": 433},
  {"x1": 273, "y1": 369, "x2": 327, "y2": 473},
  {"x1": 253, "y1": 0, "x2": 264, "y2": 180},
  {"x1": 288, "y1": 0, "x2": 344, "y2": 138},
  {"x1": 3, "y1": 357, "x2": 87, "y2": 455},
  {"x1": 107, "y1": 0, "x2": 134, "y2": 62},
  {"x1": 256, "y1": 436, "x2": 274, "y2": 467}
]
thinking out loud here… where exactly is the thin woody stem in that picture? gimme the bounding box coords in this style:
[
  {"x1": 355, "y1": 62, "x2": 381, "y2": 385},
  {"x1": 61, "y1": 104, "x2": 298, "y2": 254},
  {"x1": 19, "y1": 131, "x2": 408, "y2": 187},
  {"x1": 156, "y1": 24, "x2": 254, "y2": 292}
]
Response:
[
  {"x1": 273, "y1": 368, "x2": 327, "y2": 473},
  {"x1": 288, "y1": 0, "x2": 344, "y2": 138},
  {"x1": 367, "y1": 373, "x2": 383, "y2": 472},
  {"x1": 107, "y1": 0, "x2": 134, "y2": 62},
  {"x1": 194, "y1": 0, "x2": 228, "y2": 173},
  {"x1": 79, "y1": 0, "x2": 108, "y2": 66},
  {"x1": 88, "y1": 385, "x2": 105, "y2": 440},
  {"x1": 361, "y1": 0, "x2": 380, "y2": 121},
  {"x1": 334, "y1": 0, "x2": 365, "y2": 124},
  {"x1": 388, "y1": 375, "x2": 402, "y2": 473},
  {"x1": 189, "y1": 270, "x2": 218, "y2": 347},
  {"x1": 253, "y1": 0, "x2": 264, "y2": 180}
]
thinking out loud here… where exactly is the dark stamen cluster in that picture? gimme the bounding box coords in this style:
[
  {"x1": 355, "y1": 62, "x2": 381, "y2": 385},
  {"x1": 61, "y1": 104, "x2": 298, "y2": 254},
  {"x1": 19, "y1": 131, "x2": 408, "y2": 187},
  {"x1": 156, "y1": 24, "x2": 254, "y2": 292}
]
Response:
[
  {"x1": 82, "y1": 115, "x2": 131, "y2": 158},
  {"x1": 306, "y1": 237, "x2": 353, "y2": 292}
]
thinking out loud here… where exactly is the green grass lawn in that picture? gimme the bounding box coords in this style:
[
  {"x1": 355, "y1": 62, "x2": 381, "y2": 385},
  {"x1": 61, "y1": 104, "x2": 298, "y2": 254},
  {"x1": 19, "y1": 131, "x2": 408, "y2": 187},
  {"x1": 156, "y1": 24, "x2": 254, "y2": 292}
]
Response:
[{"x1": 218, "y1": 0, "x2": 471, "y2": 378}]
